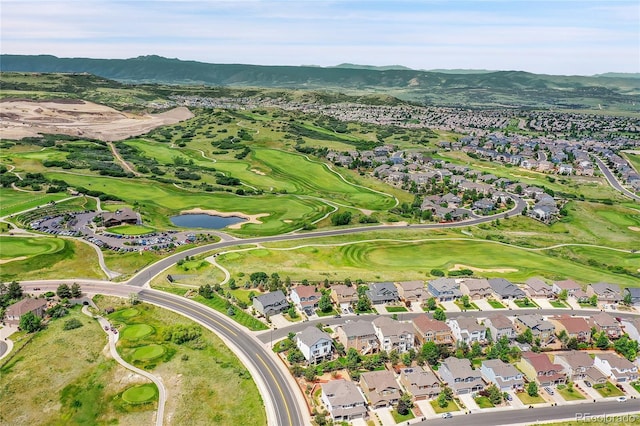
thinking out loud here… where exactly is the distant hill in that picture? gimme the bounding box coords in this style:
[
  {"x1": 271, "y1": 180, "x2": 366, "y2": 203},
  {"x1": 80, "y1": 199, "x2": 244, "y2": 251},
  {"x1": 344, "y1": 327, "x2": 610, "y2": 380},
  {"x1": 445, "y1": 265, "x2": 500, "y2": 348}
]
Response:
[
  {"x1": 2, "y1": 54, "x2": 639, "y2": 111},
  {"x1": 593, "y1": 72, "x2": 640, "y2": 79},
  {"x1": 330, "y1": 63, "x2": 414, "y2": 71},
  {"x1": 426, "y1": 69, "x2": 497, "y2": 74}
]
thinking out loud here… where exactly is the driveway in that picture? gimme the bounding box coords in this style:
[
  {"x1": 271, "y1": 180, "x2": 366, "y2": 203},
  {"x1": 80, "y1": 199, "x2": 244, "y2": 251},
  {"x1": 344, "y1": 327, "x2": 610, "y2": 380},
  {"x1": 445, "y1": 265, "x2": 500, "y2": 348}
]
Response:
[
  {"x1": 532, "y1": 298, "x2": 554, "y2": 309},
  {"x1": 440, "y1": 301, "x2": 461, "y2": 312},
  {"x1": 415, "y1": 399, "x2": 439, "y2": 419},
  {"x1": 458, "y1": 393, "x2": 479, "y2": 413},
  {"x1": 373, "y1": 407, "x2": 395, "y2": 426},
  {"x1": 269, "y1": 313, "x2": 293, "y2": 329},
  {"x1": 575, "y1": 380, "x2": 605, "y2": 401},
  {"x1": 506, "y1": 390, "x2": 525, "y2": 408},
  {"x1": 620, "y1": 382, "x2": 640, "y2": 398}
]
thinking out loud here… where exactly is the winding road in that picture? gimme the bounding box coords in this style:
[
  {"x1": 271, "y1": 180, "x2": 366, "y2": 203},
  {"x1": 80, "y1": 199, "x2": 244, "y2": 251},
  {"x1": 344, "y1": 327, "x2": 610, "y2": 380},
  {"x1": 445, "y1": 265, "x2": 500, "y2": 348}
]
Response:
[{"x1": 592, "y1": 154, "x2": 640, "y2": 201}]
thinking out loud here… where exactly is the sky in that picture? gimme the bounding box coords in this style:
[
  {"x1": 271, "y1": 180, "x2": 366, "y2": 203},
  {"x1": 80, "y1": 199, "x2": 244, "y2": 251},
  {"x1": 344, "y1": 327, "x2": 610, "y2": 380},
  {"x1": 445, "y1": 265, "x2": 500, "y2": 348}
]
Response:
[{"x1": 2, "y1": 0, "x2": 639, "y2": 75}]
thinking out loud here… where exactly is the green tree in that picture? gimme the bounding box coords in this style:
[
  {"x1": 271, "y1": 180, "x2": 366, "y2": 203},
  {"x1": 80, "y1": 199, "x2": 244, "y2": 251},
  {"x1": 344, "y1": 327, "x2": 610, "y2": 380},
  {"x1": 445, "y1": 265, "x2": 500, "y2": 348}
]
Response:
[
  {"x1": 614, "y1": 334, "x2": 639, "y2": 361},
  {"x1": 396, "y1": 392, "x2": 414, "y2": 415},
  {"x1": 318, "y1": 293, "x2": 333, "y2": 313},
  {"x1": 56, "y1": 284, "x2": 71, "y2": 299},
  {"x1": 356, "y1": 295, "x2": 371, "y2": 313},
  {"x1": 304, "y1": 367, "x2": 316, "y2": 382},
  {"x1": 437, "y1": 392, "x2": 449, "y2": 408},
  {"x1": 287, "y1": 347, "x2": 305, "y2": 364},
  {"x1": 589, "y1": 295, "x2": 598, "y2": 307},
  {"x1": 433, "y1": 308, "x2": 446, "y2": 321},
  {"x1": 287, "y1": 306, "x2": 298, "y2": 319},
  {"x1": 19, "y1": 311, "x2": 42, "y2": 333},
  {"x1": 70, "y1": 283, "x2": 82, "y2": 298},
  {"x1": 557, "y1": 289, "x2": 568, "y2": 302},
  {"x1": 7, "y1": 281, "x2": 23, "y2": 300},
  {"x1": 425, "y1": 297, "x2": 437, "y2": 311},
  {"x1": 486, "y1": 383, "x2": 503, "y2": 405},
  {"x1": 516, "y1": 328, "x2": 533, "y2": 344},
  {"x1": 471, "y1": 341, "x2": 483, "y2": 358},
  {"x1": 596, "y1": 331, "x2": 610, "y2": 350},
  {"x1": 346, "y1": 348, "x2": 360, "y2": 370},
  {"x1": 421, "y1": 341, "x2": 440, "y2": 366},
  {"x1": 461, "y1": 295, "x2": 471, "y2": 308},
  {"x1": 623, "y1": 291, "x2": 632, "y2": 306},
  {"x1": 527, "y1": 381, "x2": 538, "y2": 397}
]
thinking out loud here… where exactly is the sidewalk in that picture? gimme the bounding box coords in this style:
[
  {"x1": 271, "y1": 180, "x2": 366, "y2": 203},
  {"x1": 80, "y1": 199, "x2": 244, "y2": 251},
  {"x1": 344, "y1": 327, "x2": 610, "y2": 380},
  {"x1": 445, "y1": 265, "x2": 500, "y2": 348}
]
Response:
[{"x1": 0, "y1": 324, "x2": 17, "y2": 361}]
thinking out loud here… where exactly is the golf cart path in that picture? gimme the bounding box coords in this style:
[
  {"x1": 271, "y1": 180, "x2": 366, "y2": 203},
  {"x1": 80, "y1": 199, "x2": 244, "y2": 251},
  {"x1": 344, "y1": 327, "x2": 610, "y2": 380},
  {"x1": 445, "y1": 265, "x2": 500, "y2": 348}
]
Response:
[{"x1": 82, "y1": 304, "x2": 166, "y2": 426}]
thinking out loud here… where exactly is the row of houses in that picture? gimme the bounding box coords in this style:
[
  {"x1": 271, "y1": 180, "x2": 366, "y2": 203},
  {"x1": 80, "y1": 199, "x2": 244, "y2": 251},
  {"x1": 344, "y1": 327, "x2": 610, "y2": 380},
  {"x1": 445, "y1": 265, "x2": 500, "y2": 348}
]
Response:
[{"x1": 319, "y1": 348, "x2": 638, "y2": 422}]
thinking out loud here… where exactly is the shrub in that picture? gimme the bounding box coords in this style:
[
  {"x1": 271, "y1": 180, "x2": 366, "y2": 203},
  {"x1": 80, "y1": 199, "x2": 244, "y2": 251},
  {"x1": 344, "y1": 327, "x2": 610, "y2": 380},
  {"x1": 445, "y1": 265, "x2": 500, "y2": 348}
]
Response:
[{"x1": 63, "y1": 318, "x2": 83, "y2": 330}]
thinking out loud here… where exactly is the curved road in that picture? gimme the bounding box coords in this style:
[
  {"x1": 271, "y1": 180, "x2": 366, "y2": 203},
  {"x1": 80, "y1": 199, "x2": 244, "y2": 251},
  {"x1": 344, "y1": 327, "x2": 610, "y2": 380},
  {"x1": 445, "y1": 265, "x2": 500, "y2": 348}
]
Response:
[{"x1": 592, "y1": 155, "x2": 640, "y2": 201}]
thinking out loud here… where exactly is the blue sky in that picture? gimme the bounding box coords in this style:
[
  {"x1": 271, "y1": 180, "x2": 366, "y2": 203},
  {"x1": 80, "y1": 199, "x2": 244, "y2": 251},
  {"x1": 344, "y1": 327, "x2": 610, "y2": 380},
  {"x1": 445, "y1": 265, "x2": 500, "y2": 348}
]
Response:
[{"x1": 2, "y1": 0, "x2": 638, "y2": 75}]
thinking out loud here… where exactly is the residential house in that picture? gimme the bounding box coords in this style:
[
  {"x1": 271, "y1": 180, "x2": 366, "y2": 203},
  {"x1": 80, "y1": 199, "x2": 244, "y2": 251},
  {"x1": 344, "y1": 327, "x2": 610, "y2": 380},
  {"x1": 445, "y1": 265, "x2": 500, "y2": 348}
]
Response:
[
  {"x1": 552, "y1": 350, "x2": 595, "y2": 381},
  {"x1": 372, "y1": 317, "x2": 414, "y2": 353},
  {"x1": 480, "y1": 359, "x2": 525, "y2": 391},
  {"x1": 252, "y1": 290, "x2": 289, "y2": 317},
  {"x1": 514, "y1": 314, "x2": 555, "y2": 345},
  {"x1": 4, "y1": 298, "x2": 48, "y2": 326},
  {"x1": 593, "y1": 353, "x2": 639, "y2": 383},
  {"x1": 517, "y1": 351, "x2": 566, "y2": 386},
  {"x1": 447, "y1": 317, "x2": 487, "y2": 345},
  {"x1": 295, "y1": 326, "x2": 333, "y2": 365},
  {"x1": 365, "y1": 282, "x2": 399, "y2": 305},
  {"x1": 412, "y1": 314, "x2": 454, "y2": 346},
  {"x1": 438, "y1": 356, "x2": 484, "y2": 395},
  {"x1": 550, "y1": 315, "x2": 591, "y2": 342},
  {"x1": 621, "y1": 317, "x2": 640, "y2": 341},
  {"x1": 489, "y1": 278, "x2": 526, "y2": 300},
  {"x1": 552, "y1": 279, "x2": 581, "y2": 296},
  {"x1": 590, "y1": 312, "x2": 623, "y2": 339},
  {"x1": 331, "y1": 285, "x2": 358, "y2": 309},
  {"x1": 427, "y1": 278, "x2": 461, "y2": 302},
  {"x1": 336, "y1": 320, "x2": 379, "y2": 355},
  {"x1": 485, "y1": 314, "x2": 517, "y2": 341},
  {"x1": 100, "y1": 207, "x2": 139, "y2": 227},
  {"x1": 290, "y1": 286, "x2": 322, "y2": 315},
  {"x1": 622, "y1": 287, "x2": 640, "y2": 307},
  {"x1": 460, "y1": 278, "x2": 492, "y2": 300},
  {"x1": 395, "y1": 281, "x2": 426, "y2": 304},
  {"x1": 321, "y1": 380, "x2": 368, "y2": 421},
  {"x1": 587, "y1": 282, "x2": 622, "y2": 303},
  {"x1": 399, "y1": 366, "x2": 441, "y2": 400},
  {"x1": 524, "y1": 278, "x2": 554, "y2": 298},
  {"x1": 359, "y1": 370, "x2": 402, "y2": 408}
]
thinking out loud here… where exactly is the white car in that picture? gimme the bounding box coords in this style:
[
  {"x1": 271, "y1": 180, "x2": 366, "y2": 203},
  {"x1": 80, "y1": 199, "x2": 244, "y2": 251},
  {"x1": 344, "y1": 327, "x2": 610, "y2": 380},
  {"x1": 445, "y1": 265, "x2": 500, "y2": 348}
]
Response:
[
  {"x1": 442, "y1": 412, "x2": 453, "y2": 419},
  {"x1": 617, "y1": 396, "x2": 627, "y2": 402}
]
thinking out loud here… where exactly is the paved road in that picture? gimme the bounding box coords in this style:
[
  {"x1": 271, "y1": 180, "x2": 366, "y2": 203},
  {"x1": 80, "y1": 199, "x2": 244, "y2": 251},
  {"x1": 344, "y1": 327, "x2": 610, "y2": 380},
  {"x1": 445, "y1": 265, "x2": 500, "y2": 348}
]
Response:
[
  {"x1": 592, "y1": 155, "x2": 640, "y2": 201},
  {"x1": 20, "y1": 282, "x2": 304, "y2": 426},
  {"x1": 0, "y1": 341, "x2": 7, "y2": 358},
  {"x1": 128, "y1": 197, "x2": 526, "y2": 287},
  {"x1": 418, "y1": 400, "x2": 640, "y2": 426}
]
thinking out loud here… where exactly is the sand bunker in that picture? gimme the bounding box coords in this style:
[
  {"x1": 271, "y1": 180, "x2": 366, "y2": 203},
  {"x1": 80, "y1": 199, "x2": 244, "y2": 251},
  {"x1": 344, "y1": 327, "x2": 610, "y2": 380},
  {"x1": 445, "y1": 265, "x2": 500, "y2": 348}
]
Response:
[
  {"x1": 181, "y1": 208, "x2": 269, "y2": 229},
  {"x1": 251, "y1": 169, "x2": 266, "y2": 176},
  {"x1": 451, "y1": 263, "x2": 518, "y2": 273},
  {"x1": 0, "y1": 256, "x2": 27, "y2": 265},
  {"x1": 629, "y1": 227, "x2": 640, "y2": 232},
  {"x1": 0, "y1": 99, "x2": 193, "y2": 142}
]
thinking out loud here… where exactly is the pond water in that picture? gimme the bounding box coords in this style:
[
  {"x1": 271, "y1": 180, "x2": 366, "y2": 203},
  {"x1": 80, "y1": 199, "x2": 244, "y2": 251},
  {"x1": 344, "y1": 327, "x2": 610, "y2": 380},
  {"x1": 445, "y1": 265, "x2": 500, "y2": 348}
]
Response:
[{"x1": 170, "y1": 214, "x2": 246, "y2": 229}]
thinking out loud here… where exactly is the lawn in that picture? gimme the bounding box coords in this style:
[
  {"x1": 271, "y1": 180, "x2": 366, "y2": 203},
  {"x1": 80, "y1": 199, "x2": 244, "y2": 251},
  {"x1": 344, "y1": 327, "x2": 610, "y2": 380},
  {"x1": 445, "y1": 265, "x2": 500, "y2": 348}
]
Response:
[
  {"x1": 516, "y1": 392, "x2": 546, "y2": 404},
  {"x1": 316, "y1": 308, "x2": 339, "y2": 317},
  {"x1": 550, "y1": 300, "x2": 568, "y2": 308},
  {"x1": 108, "y1": 224, "x2": 156, "y2": 235},
  {"x1": 631, "y1": 381, "x2": 640, "y2": 393},
  {"x1": 557, "y1": 385, "x2": 586, "y2": 401},
  {"x1": 386, "y1": 306, "x2": 409, "y2": 313},
  {"x1": 121, "y1": 383, "x2": 157, "y2": 404},
  {"x1": 514, "y1": 298, "x2": 539, "y2": 308},
  {"x1": 430, "y1": 399, "x2": 460, "y2": 414},
  {"x1": 455, "y1": 300, "x2": 479, "y2": 310},
  {"x1": 487, "y1": 299, "x2": 506, "y2": 309},
  {"x1": 0, "y1": 187, "x2": 69, "y2": 217},
  {"x1": 391, "y1": 409, "x2": 415, "y2": 423},
  {"x1": 0, "y1": 306, "x2": 153, "y2": 425},
  {"x1": 95, "y1": 295, "x2": 267, "y2": 425},
  {"x1": 593, "y1": 381, "x2": 625, "y2": 398},
  {"x1": 0, "y1": 235, "x2": 65, "y2": 258},
  {"x1": 474, "y1": 396, "x2": 495, "y2": 408}
]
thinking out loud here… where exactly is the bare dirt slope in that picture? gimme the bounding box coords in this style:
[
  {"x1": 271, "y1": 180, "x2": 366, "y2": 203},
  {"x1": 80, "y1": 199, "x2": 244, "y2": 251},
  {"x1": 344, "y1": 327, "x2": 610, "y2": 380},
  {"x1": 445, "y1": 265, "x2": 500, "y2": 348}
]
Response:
[{"x1": 0, "y1": 99, "x2": 193, "y2": 141}]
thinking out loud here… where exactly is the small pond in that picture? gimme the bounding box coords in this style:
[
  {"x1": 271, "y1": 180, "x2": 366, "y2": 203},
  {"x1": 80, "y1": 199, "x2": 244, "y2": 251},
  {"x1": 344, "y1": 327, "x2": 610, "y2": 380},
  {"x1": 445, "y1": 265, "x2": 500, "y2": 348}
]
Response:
[{"x1": 170, "y1": 214, "x2": 246, "y2": 229}]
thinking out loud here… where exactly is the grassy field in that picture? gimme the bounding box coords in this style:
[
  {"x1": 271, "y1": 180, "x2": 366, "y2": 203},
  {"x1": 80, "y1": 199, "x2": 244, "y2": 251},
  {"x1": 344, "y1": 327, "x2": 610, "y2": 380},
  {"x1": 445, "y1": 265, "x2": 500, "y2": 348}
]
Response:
[
  {"x1": 108, "y1": 224, "x2": 156, "y2": 235},
  {"x1": 0, "y1": 187, "x2": 69, "y2": 217},
  {"x1": 0, "y1": 306, "x2": 154, "y2": 426},
  {"x1": 217, "y1": 238, "x2": 640, "y2": 286},
  {"x1": 96, "y1": 295, "x2": 267, "y2": 425},
  {"x1": 0, "y1": 237, "x2": 105, "y2": 281},
  {"x1": 593, "y1": 381, "x2": 625, "y2": 398},
  {"x1": 430, "y1": 399, "x2": 460, "y2": 414}
]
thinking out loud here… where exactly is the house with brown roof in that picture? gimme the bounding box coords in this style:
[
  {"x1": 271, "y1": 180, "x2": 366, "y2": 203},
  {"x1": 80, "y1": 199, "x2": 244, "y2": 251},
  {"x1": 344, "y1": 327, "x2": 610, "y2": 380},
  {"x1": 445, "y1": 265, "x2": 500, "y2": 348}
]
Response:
[
  {"x1": 412, "y1": 314, "x2": 453, "y2": 346},
  {"x1": 484, "y1": 314, "x2": 517, "y2": 341},
  {"x1": 552, "y1": 279, "x2": 581, "y2": 296},
  {"x1": 587, "y1": 282, "x2": 622, "y2": 303},
  {"x1": 330, "y1": 285, "x2": 358, "y2": 308},
  {"x1": 321, "y1": 379, "x2": 368, "y2": 421},
  {"x1": 438, "y1": 356, "x2": 484, "y2": 395},
  {"x1": 290, "y1": 286, "x2": 322, "y2": 315},
  {"x1": 460, "y1": 278, "x2": 492, "y2": 300},
  {"x1": 517, "y1": 352, "x2": 566, "y2": 387},
  {"x1": 336, "y1": 320, "x2": 379, "y2": 355},
  {"x1": 399, "y1": 366, "x2": 441, "y2": 400},
  {"x1": 5, "y1": 298, "x2": 48, "y2": 325},
  {"x1": 100, "y1": 207, "x2": 139, "y2": 227},
  {"x1": 359, "y1": 370, "x2": 402, "y2": 408},
  {"x1": 552, "y1": 350, "x2": 595, "y2": 381},
  {"x1": 594, "y1": 352, "x2": 639, "y2": 383},
  {"x1": 524, "y1": 278, "x2": 554, "y2": 298},
  {"x1": 395, "y1": 281, "x2": 426, "y2": 303},
  {"x1": 590, "y1": 312, "x2": 622, "y2": 339},
  {"x1": 372, "y1": 317, "x2": 414, "y2": 354},
  {"x1": 550, "y1": 315, "x2": 591, "y2": 342}
]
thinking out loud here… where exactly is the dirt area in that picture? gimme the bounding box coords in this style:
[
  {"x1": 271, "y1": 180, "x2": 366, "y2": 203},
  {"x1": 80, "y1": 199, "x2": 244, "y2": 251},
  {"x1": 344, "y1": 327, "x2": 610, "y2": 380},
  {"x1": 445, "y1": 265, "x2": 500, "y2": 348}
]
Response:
[
  {"x1": 0, "y1": 256, "x2": 27, "y2": 264},
  {"x1": 0, "y1": 99, "x2": 193, "y2": 141},
  {"x1": 628, "y1": 226, "x2": 640, "y2": 232},
  {"x1": 180, "y1": 208, "x2": 269, "y2": 229},
  {"x1": 250, "y1": 168, "x2": 266, "y2": 176},
  {"x1": 451, "y1": 263, "x2": 518, "y2": 273}
]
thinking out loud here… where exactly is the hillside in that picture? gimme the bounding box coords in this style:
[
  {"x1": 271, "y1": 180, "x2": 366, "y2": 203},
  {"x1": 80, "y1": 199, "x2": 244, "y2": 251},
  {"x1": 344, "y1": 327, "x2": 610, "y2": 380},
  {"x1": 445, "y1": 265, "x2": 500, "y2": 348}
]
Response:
[{"x1": 2, "y1": 54, "x2": 639, "y2": 111}]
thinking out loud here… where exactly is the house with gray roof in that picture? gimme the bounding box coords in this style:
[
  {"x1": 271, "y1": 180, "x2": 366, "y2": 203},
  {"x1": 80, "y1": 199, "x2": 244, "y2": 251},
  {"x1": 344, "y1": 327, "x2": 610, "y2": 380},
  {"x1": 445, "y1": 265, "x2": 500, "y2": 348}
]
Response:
[
  {"x1": 552, "y1": 350, "x2": 595, "y2": 381},
  {"x1": 447, "y1": 317, "x2": 487, "y2": 345},
  {"x1": 489, "y1": 278, "x2": 526, "y2": 300},
  {"x1": 365, "y1": 282, "x2": 399, "y2": 305},
  {"x1": 594, "y1": 353, "x2": 639, "y2": 383},
  {"x1": 587, "y1": 282, "x2": 622, "y2": 303},
  {"x1": 623, "y1": 287, "x2": 640, "y2": 307},
  {"x1": 514, "y1": 314, "x2": 555, "y2": 345},
  {"x1": 480, "y1": 359, "x2": 524, "y2": 391},
  {"x1": 524, "y1": 277, "x2": 554, "y2": 298},
  {"x1": 621, "y1": 317, "x2": 640, "y2": 341},
  {"x1": 321, "y1": 379, "x2": 368, "y2": 421},
  {"x1": 438, "y1": 357, "x2": 484, "y2": 395},
  {"x1": 460, "y1": 278, "x2": 492, "y2": 300},
  {"x1": 252, "y1": 290, "x2": 288, "y2": 317},
  {"x1": 295, "y1": 326, "x2": 333, "y2": 364},
  {"x1": 336, "y1": 320, "x2": 379, "y2": 355},
  {"x1": 484, "y1": 314, "x2": 517, "y2": 341},
  {"x1": 427, "y1": 278, "x2": 461, "y2": 302}
]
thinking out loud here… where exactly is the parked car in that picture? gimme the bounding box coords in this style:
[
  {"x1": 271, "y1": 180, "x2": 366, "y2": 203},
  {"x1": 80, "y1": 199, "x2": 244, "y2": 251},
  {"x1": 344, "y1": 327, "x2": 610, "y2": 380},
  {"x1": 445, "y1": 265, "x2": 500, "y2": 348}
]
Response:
[
  {"x1": 585, "y1": 381, "x2": 592, "y2": 387},
  {"x1": 333, "y1": 314, "x2": 342, "y2": 318},
  {"x1": 545, "y1": 387, "x2": 554, "y2": 395},
  {"x1": 505, "y1": 393, "x2": 513, "y2": 401},
  {"x1": 442, "y1": 413, "x2": 453, "y2": 419},
  {"x1": 617, "y1": 396, "x2": 627, "y2": 402}
]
